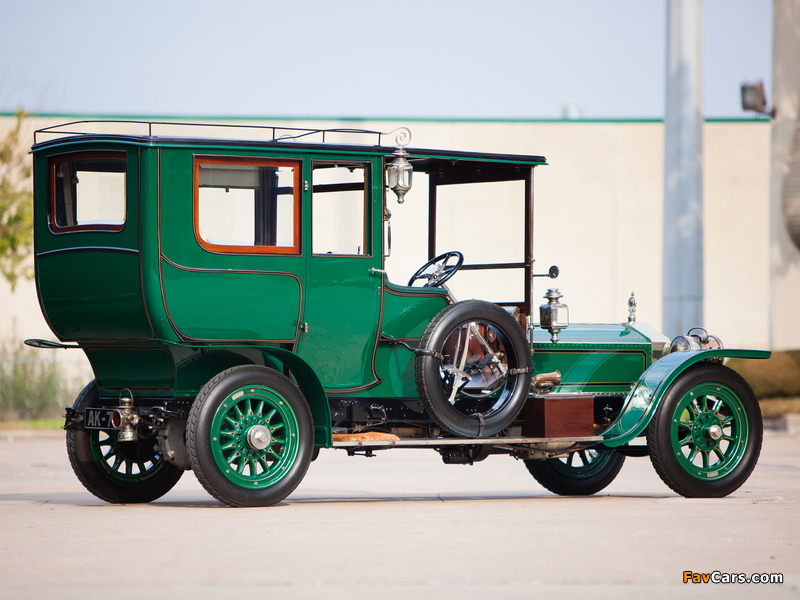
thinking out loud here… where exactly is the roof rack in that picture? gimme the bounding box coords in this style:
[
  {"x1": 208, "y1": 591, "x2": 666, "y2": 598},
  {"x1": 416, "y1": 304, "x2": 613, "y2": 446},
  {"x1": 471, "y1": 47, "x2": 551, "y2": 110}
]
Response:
[{"x1": 33, "y1": 119, "x2": 411, "y2": 148}]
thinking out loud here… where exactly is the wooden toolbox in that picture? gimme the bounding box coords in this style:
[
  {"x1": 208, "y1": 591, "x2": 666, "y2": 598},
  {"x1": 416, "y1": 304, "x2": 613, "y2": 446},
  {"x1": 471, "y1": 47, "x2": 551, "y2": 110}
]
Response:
[{"x1": 522, "y1": 394, "x2": 595, "y2": 438}]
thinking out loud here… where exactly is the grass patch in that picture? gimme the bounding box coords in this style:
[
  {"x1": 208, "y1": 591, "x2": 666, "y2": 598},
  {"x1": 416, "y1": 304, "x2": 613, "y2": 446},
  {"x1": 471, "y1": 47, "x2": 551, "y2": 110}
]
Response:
[{"x1": 0, "y1": 335, "x2": 81, "y2": 421}]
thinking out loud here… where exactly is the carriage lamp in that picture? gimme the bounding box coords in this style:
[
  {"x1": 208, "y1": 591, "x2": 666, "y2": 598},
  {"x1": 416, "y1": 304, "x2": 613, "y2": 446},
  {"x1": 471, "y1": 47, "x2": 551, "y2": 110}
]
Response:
[
  {"x1": 111, "y1": 389, "x2": 139, "y2": 442},
  {"x1": 387, "y1": 147, "x2": 412, "y2": 203},
  {"x1": 540, "y1": 288, "x2": 569, "y2": 343},
  {"x1": 386, "y1": 127, "x2": 413, "y2": 203}
]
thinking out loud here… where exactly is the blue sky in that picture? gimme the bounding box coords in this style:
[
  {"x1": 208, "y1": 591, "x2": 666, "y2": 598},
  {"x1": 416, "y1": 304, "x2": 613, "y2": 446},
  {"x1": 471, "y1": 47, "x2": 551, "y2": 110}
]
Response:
[{"x1": 0, "y1": 0, "x2": 772, "y2": 119}]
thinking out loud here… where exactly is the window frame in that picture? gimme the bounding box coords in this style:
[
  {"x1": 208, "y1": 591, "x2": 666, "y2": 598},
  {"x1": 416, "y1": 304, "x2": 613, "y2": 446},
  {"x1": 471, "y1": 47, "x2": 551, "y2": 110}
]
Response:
[
  {"x1": 311, "y1": 160, "x2": 371, "y2": 257},
  {"x1": 193, "y1": 155, "x2": 302, "y2": 256},
  {"x1": 48, "y1": 151, "x2": 128, "y2": 234}
]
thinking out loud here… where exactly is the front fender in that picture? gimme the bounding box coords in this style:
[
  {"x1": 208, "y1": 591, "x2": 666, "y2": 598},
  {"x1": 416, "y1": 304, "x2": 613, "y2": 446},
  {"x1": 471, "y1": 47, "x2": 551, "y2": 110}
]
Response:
[{"x1": 602, "y1": 349, "x2": 770, "y2": 447}]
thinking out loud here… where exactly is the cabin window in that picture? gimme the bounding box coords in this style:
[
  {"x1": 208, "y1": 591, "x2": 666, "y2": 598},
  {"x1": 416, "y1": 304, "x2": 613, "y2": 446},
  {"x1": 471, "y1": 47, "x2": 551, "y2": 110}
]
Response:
[
  {"x1": 195, "y1": 157, "x2": 301, "y2": 255},
  {"x1": 49, "y1": 152, "x2": 127, "y2": 232},
  {"x1": 312, "y1": 161, "x2": 369, "y2": 255}
]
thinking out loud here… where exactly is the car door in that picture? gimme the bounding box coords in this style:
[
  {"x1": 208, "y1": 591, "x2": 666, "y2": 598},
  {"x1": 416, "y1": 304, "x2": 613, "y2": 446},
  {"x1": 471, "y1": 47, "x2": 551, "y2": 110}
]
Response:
[{"x1": 295, "y1": 158, "x2": 383, "y2": 390}]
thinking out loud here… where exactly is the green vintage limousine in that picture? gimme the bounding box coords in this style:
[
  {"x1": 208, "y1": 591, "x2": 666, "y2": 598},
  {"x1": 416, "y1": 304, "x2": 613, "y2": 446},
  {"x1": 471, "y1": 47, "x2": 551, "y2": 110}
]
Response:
[{"x1": 28, "y1": 120, "x2": 768, "y2": 506}]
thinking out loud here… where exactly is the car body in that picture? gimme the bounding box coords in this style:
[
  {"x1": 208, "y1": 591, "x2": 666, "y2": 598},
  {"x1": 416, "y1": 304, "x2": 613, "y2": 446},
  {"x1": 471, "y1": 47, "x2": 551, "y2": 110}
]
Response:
[{"x1": 28, "y1": 120, "x2": 769, "y2": 505}]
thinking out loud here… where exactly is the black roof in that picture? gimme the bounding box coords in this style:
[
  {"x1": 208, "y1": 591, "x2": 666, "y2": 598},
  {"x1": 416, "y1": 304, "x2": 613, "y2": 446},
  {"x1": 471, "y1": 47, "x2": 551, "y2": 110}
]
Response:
[{"x1": 31, "y1": 120, "x2": 548, "y2": 171}]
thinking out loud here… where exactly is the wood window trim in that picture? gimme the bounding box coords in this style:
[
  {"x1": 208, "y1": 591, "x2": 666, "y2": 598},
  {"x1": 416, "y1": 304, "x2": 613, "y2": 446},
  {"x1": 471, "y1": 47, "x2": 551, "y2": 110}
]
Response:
[
  {"x1": 48, "y1": 151, "x2": 127, "y2": 234},
  {"x1": 193, "y1": 156, "x2": 302, "y2": 256}
]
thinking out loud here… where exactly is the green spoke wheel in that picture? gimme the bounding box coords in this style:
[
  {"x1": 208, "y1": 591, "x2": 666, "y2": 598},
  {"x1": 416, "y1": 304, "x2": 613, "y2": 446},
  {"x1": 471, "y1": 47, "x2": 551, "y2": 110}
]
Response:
[
  {"x1": 524, "y1": 446, "x2": 625, "y2": 495},
  {"x1": 647, "y1": 364, "x2": 762, "y2": 498},
  {"x1": 67, "y1": 381, "x2": 183, "y2": 504},
  {"x1": 187, "y1": 366, "x2": 313, "y2": 507}
]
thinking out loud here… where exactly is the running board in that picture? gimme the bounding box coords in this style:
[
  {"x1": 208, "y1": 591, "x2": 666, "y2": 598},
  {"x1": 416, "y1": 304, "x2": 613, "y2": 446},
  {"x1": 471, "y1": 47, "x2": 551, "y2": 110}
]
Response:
[{"x1": 331, "y1": 435, "x2": 603, "y2": 449}]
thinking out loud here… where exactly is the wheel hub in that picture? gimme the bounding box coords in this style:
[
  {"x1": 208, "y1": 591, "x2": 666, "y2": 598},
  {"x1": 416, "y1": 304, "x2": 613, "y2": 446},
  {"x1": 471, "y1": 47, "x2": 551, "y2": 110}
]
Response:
[
  {"x1": 246, "y1": 425, "x2": 272, "y2": 450},
  {"x1": 706, "y1": 424, "x2": 723, "y2": 441},
  {"x1": 691, "y1": 412, "x2": 723, "y2": 451}
]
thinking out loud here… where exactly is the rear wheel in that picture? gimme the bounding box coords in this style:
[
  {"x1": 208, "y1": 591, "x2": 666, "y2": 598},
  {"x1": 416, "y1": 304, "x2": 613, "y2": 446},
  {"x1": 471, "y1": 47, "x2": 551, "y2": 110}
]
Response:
[
  {"x1": 646, "y1": 364, "x2": 762, "y2": 498},
  {"x1": 524, "y1": 447, "x2": 625, "y2": 495},
  {"x1": 187, "y1": 365, "x2": 314, "y2": 507},
  {"x1": 67, "y1": 381, "x2": 183, "y2": 503}
]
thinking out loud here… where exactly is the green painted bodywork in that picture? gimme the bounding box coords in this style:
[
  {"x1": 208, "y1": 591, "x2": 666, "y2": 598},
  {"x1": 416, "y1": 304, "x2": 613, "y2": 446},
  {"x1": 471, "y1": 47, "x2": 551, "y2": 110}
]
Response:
[
  {"x1": 602, "y1": 349, "x2": 771, "y2": 447},
  {"x1": 30, "y1": 130, "x2": 767, "y2": 451},
  {"x1": 531, "y1": 325, "x2": 652, "y2": 396}
]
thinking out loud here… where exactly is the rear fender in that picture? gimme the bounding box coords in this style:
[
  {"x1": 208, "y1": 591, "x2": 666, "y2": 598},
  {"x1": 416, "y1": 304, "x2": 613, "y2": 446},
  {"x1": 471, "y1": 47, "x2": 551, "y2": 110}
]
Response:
[
  {"x1": 602, "y1": 349, "x2": 770, "y2": 447},
  {"x1": 257, "y1": 347, "x2": 332, "y2": 448}
]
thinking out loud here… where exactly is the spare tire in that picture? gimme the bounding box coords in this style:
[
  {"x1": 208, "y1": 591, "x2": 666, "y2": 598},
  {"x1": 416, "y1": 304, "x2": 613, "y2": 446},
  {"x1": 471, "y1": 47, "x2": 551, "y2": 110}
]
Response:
[{"x1": 415, "y1": 300, "x2": 533, "y2": 437}]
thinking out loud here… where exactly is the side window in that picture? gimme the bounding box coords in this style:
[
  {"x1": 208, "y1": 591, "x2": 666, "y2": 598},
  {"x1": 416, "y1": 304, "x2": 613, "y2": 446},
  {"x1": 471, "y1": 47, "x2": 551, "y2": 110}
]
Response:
[
  {"x1": 312, "y1": 161, "x2": 369, "y2": 255},
  {"x1": 195, "y1": 157, "x2": 301, "y2": 255},
  {"x1": 49, "y1": 152, "x2": 127, "y2": 232}
]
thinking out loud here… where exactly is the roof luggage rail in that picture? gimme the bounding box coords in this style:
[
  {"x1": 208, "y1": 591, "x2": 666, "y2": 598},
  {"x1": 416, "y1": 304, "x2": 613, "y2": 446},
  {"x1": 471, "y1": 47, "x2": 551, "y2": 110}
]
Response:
[{"x1": 33, "y1": 119, "x2": 407, "y2": 147}]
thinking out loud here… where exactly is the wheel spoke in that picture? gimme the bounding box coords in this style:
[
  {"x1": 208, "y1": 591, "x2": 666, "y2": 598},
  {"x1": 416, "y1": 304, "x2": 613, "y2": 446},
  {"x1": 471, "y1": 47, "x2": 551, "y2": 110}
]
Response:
[
  {"x1": 109, "y1": 451, "x2": 122, "y2": 470},
  {"x1": 685, "y1": 404, "x2": 697, "y2": 419}
]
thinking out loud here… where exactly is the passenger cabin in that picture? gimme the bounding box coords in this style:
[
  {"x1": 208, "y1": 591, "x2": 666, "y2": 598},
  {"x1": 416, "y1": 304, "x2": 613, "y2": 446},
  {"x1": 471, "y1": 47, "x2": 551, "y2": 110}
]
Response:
[{"x1": 31, "y1": 121, "x2": 549, "y2": 408}]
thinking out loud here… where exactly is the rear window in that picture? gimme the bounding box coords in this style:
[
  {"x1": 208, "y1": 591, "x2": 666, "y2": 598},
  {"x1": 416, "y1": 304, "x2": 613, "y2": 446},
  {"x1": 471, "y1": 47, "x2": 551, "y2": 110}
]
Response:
[
  {"x1": 49, "y1": 152, "x2": 127, "y2": 232},
  {"x1": 194, "y1": 157, "x2": 301, "y2": 255}
]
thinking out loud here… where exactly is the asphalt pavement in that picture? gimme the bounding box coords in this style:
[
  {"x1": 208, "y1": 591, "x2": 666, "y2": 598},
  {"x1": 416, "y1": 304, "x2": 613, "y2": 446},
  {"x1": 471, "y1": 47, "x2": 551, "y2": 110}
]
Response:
[{"x1": 1, "y1": 425, "x2": 799, "y2": 599}]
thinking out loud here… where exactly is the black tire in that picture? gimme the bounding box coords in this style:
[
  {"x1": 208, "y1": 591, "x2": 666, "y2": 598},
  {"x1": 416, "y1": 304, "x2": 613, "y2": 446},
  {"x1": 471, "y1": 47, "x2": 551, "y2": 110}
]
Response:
[
  {"x1": 186, "y1": 365, "x2": 314, "y2": 507},
  {"x1": 415, "y1": 300, "x2": 532, "y2": 437},
  {"x1": 646, "y1": 364, "x2": 762, "y2": 498},
  {"x1": 524, "y1": 447, "x2": 625, "y2": 495},
  {"x1": 66, "y1": 381, "x2": 183, "y2": 504}
]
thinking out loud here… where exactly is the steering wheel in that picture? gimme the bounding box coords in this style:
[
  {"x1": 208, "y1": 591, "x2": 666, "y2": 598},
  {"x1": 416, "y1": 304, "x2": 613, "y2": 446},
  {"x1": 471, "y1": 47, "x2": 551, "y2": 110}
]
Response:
[{"x1": 408, "y1": 251, "x2": 464, "y2": 288}]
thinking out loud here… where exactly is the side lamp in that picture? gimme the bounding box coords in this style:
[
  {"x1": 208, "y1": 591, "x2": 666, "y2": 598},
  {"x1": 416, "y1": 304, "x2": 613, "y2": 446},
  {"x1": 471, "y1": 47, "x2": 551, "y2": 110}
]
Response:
[{"x1": 386, "y1": 128, "x2": 413, "y2": 203}]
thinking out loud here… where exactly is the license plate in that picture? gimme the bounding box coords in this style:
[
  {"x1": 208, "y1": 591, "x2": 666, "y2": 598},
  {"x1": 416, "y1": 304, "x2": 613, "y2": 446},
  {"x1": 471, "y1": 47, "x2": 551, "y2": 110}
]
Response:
[{"x1": 84, "y1": 408, "x2": 115, "y2": 429}]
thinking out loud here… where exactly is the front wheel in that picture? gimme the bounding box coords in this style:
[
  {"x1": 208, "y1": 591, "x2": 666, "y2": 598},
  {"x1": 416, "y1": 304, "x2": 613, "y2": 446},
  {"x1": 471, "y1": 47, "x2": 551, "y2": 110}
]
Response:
[
  {"x1": 186, "y1": 365, "x2": 314, "y2": 507},
  {"x1": 646, "y1": 364, "x2": 762, "y2": 498},
  {"x1": 524, "y1": 447, "x2": 625, "y2": 495},
  {"x1": 67, "y1": 381, "x2": 183, "y2": 503}
]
